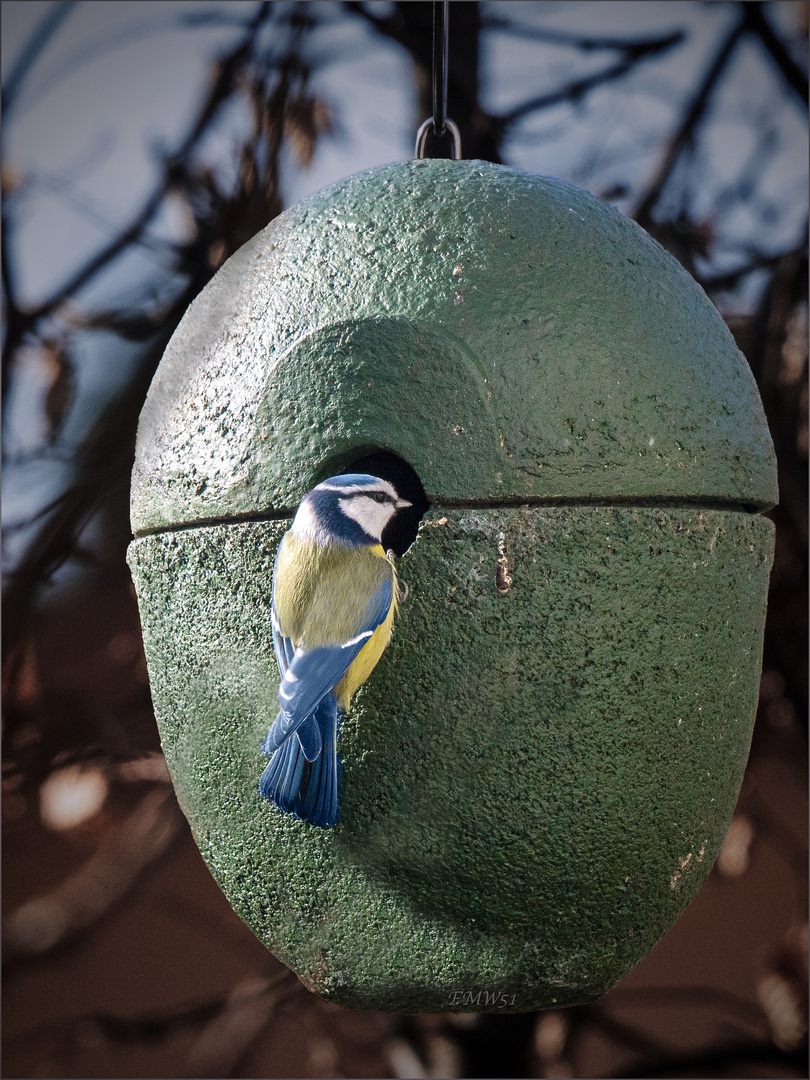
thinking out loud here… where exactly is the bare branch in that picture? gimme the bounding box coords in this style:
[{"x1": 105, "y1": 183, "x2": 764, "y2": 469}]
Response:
[
  {"x1": 9, "y1": 8, "x2": 269, "y2": 117},
  {"x1": 183, "y1": 972, "x2": 299, "y2": 1078},
  {"x1": 742, "y1": 2, "x2": 809, "y2": 106},
  {"x1": 634, "y1": 17, "x2": 747, "y2": 226},
  {"x1": 1, "y1": 0, "x2": 273, "y2": 356},
  {"x1": 700, "y1": 252, "x2": 785, "y2": 293},
  {"x1": 499, "y1": 36, "x2": 682, "y2": 129},
  {"x1": 1, "y1": 0, "x2": 307, "y2": 667},
  {"x1": 481, "y1": 15, "x2": 685, "y2": 59},
  {"x1": 1, "y1": 0, "x2": 78, "y2": 118}
]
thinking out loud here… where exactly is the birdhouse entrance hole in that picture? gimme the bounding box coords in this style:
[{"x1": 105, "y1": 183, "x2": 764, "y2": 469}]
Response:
[{"x1": 315, "y1": 449, "x2": 430, "y2": 557}]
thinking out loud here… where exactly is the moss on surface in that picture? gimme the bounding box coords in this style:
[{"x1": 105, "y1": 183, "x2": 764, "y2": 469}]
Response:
[
  {"x1": 129, "y1": 160, "x2": 777, "y2": 1011},
  {"x1": 128, "y1": 506, "x2": 773, "y2": 1012}
]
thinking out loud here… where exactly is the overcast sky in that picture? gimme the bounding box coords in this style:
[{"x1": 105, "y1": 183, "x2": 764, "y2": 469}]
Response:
[{"x1": 3, "y1": 1, "x2": 806, "y2": 306}]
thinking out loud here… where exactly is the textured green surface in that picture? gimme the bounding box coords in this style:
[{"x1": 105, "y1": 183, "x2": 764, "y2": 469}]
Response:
[
  {"x1": 127, "y1": 507, "x2": 774, "y2": 1012},
  {"x1": 131, "y1": 160, "x2": 776, "y2": 533},
  {"x1": 128, "y1": 160, "x2": 777, "y2": 1011}
]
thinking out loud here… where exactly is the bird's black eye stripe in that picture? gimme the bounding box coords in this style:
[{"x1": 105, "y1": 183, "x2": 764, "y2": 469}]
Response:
[{"x1": 343, "y1": 489, "x2": 393, "y2": 503}]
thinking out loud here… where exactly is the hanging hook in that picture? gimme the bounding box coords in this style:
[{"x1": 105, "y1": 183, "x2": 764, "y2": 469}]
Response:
[{"x1": 414, "y1": 1, "x2": 462, "y2": 160}]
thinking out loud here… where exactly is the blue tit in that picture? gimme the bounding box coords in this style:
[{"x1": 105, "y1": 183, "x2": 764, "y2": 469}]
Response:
[{"x1": 259, "y1": 474, "x2": 411, "y2": 827}]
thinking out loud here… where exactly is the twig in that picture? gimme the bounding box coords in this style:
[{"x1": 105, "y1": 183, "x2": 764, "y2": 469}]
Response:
[
  {"x1": 634, "y1": 16, "x2": 747, "y2": 226},
  {"x1": 0, "y1": 0, "x2": 274, "y2": 392},
  {"x1": 742, "y1": 2, "x2": 809, "y2": 105},
  {"x1": 480, "y1": 16, "x2": 685, "y2": 57},
  {"x1": 499, "y1": 41, "x2": 683, "y2": 129},
  {"x1": 1, "y1": 1, "x2": 78, "y2": 118},
  {"x1": 700, "y1": 252, "x2": 785, "y2": 293}
]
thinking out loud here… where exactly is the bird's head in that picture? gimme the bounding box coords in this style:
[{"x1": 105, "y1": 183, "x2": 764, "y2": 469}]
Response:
[{"x1": 290, "y1": 474, "x2": 412, "y2": 547}]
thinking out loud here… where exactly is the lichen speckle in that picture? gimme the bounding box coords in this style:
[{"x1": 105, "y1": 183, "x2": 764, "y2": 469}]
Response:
[
  {"x1": 128, "y1": 507, "x2": 772, "y2": 1012},
  {"x1": 131, "y1": 160, "x2": 776, "y2": 535},
  {"x1": 496, "y1": 531, "x2": 512, "y2": 592},
  {"x1": 128, "y1": 159, "x2": 776, "y2": 1013}
]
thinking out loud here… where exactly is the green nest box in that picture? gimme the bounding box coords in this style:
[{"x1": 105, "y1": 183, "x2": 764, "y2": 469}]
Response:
[{"x1": 127, "y1": 160, "x2": 776, "y2": 1013}]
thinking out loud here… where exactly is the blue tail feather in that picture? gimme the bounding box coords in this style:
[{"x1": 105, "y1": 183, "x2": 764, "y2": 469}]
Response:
[{"x1": 259, "y1": 694, "x2": 340, "y2": 827}]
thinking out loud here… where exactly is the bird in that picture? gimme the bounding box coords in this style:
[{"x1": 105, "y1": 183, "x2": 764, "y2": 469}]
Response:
[{"x1": 259, "y1": 474, "x2": 411, "y2": 827}]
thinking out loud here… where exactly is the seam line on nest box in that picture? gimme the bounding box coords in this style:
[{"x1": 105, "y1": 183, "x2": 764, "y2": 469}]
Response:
[{"x1": 130, "y1": 495, "x2": 773, "y2": 540}]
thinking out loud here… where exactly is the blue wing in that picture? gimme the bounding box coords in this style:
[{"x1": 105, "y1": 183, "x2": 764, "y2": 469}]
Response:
[{"x1": 264, "y1": 577, "x2": 392, "y2": 754}]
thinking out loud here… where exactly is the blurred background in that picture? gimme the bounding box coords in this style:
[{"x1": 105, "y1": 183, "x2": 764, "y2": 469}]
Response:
[{"x1": 1, "y1": 2, "x2": 807, "y2": 1077}]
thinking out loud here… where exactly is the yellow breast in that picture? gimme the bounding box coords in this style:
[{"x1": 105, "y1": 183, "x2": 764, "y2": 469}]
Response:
[
  {"x1": 335, "y1": 598, "x2": 396, "y2": 711},
  {"x1": 276, "y1": 537, "x2": 398, "y2": 711}
]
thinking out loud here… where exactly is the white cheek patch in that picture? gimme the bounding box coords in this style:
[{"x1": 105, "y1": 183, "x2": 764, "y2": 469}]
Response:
[{"x1": 339, "y1": 496, "x2": 392, "y2": 540}]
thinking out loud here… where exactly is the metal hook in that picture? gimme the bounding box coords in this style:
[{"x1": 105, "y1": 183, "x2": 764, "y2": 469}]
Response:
[
  {"x1": 415, "y1": 116, "x2": 462, "y2": 160},
  {"x1": 414, "y1": 1, "x2": 462, "y2": 160}
]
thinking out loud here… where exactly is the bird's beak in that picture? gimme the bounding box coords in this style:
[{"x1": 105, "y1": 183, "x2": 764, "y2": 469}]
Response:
[{"x1": 396, "y1": 498, "x2": 412, "y2": 508}]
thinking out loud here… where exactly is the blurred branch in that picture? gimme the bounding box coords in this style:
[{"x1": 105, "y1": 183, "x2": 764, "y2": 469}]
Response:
[
  {"x1": 2, "y1": 1, "x2": 324, "y2": 673},
  {"x1": 347, "y1": 2, "x2": 684, "y2": 163},
  {"x1": 3, "y1": 788, "x2": 184, "y2": 965},
  {"x1": 25, "y1": 170, "x2": 179, "y2": 261},
  {"x1": 498, "y1": 35, "x2": 683, "y2": 128},
  {"x1": 742, "y1": 2, "x2": 809, "y2": 105},
  {"x1": 12, "y1": 2, "x2": 271, "y2": 320},
  {"x1": 634, "y1": 15, "x2": 746, "y2": 227},
  {"x1": 1, "y1": 7, "x2": 807, "y2": 1076},
  {"x1": 183, "y1": 972, "x2": 300, "y2": 1078},
  {"x1": 9, "y1": 8, "x2": 272, "y2": 116},
  {"x1": 635, "y1": 2, "x2": 808, "y2": 231},
  {"x1": 480, "y1": 15, "x2": 685, "y2": 57},
  {"x1": 573, "y1": 1004, "x2": 669, "y2": 1060},
  {"x1": 1, "y1": 968, "x2": 299, "y2": 1062},
  {"x1": 1, "y1": 0, "x2": 78, "y2": 118},
  {"x1": 1, "y1": 324, "x2": 172, "y2": 659},
  {"x1": 115, "y1": 752, "x2": 172, "y2": 784},
  {"x1": 347, "y1": 1, "x2": 501, "y2": 162},
  {"x1": 1, "y1": 0, "x2": 273, "y2": 407},
  {"x1": 757, "y1": 247, "x2": 809, "y2": 547},
  {"x1": 700, "y1": 251, "x2": 784, "y2": 293}
]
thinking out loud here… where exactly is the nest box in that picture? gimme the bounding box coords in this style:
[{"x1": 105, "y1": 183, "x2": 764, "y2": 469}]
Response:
[{"x1": 127, "y1": 160, "x2": 776, "y2": 1012}]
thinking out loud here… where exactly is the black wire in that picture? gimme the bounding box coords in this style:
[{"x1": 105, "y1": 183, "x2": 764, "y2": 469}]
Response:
[
  {"x1": 415, "y1": 0, "x2": 460, "y2": 158},
  {"x1": 432, "y1": 1, "x2": 448, "y2": 136}
]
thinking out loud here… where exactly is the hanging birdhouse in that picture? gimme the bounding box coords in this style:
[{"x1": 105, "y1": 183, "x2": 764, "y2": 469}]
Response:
[{"x1": 127, "y1": 158, "x2": 776, "y2": 1013}]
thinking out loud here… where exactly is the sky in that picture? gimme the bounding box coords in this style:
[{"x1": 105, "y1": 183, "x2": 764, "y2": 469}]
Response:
[{"x1": 3, "y1": 1, "x2": 806, "y2": 307}]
